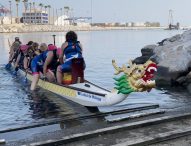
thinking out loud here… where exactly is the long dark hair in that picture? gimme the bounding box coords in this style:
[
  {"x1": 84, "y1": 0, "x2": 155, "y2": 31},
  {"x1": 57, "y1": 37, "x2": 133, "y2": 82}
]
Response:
[{"x1": 65, "y1": 31, "x2": 77, "y2": 42}]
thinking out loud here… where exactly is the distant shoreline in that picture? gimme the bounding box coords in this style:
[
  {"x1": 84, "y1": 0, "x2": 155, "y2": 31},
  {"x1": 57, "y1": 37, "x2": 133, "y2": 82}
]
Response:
[{"x1": 0, "y1": 24, "x2": 187, "y2": 33}]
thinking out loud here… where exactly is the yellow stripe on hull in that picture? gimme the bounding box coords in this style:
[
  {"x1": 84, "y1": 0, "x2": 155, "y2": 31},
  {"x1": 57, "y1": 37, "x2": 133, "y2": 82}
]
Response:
[{"x1": 27, "y1": 74, "x2": 77, "y2": 98}]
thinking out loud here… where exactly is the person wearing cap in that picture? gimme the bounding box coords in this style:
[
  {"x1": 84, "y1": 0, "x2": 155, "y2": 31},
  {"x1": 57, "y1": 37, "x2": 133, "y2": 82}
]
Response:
[
  {"x1": 12, "y1": 44, "x2": 29, "y2": 75},
  {"x1": 15, "y1": 41, "x2": 36, "y2": 73},
  {"x1": 23, "y1": 42, "x2": 39, "y2": 72},
  {"x1": 5, "y1": 41, "x2": 21, "y2": 70},
  {"x1": 8, "y1": 37, "x2": 21, "y2": 61},
  {"x1": 14, "y1": 37, "x2": 22, "y2": 44}
]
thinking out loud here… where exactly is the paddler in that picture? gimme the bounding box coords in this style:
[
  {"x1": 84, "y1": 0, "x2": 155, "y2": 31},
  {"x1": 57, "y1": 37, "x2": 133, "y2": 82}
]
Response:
[
  {"x1": 30, "y1": 44, "x2": 61, "y2": 90},
  {"x1": 56, "y1": 31, "x2": 85, "y2": 84},
  {"x1": 5, "y1": 37, "x2": 22, "y2": 69}
]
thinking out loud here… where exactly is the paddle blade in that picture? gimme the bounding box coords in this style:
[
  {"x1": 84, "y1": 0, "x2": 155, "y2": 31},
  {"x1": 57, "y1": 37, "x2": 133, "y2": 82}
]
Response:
[
  {"x1": 5, "y1": 63, "x2": 11, "y2": 70},
  {"x1": 23, "y1": 77, "x2": 28, "y2": 83},
  {"x1": 12, "y1": 71, "x2": 17, "y2": 78}
]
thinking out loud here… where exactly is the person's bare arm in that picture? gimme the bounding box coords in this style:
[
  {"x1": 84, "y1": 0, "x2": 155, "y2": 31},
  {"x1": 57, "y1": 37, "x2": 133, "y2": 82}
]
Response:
[
  {"x1": 43, "y1": 51, "x2": 53, "y2": 75},
  {"x1": 14, "y1": 53, "x2": 21, "y2": 67},
  {"x1": 59, "y1": 42, "x2": 68, "y2": 64},
  {"x1": 79, "y1": 43, "x2": 83, "y2": 52}
]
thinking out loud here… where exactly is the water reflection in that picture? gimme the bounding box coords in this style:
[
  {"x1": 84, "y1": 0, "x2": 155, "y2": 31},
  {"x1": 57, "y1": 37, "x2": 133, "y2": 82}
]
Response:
[{"x1": 28, "y1": 92, "x2": 60, "y2": 120}]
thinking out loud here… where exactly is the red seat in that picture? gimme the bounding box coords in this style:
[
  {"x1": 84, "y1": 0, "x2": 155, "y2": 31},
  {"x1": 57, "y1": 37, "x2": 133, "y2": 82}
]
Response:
[{"x1": 71, "y1": 58, "x2": 85, "y2": 84}]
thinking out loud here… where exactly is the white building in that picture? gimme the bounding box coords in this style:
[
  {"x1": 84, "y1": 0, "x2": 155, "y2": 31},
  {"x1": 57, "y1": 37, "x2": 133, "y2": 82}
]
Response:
[
  {"x1": 22, "y1": 9, "x2": 48, "y2": 24},
  {"x1": 133, "y1": 22, "x2": 146, "y2": 27},
  {"x1": 54, "y1": 15, "x2": 69, "y2": 26},
  {"x1": 76, "y1": 22, "x2": 91, "y2": 27}
]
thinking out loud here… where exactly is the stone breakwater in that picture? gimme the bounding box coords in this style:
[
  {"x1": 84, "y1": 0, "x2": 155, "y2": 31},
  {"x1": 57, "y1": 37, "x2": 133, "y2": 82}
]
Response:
[
  {"x1": 0, "y1": 24, "x2": 164, "y2": 33},
  {"x1": 133, "y1": 29, "x2": 191, "y2": 92}
]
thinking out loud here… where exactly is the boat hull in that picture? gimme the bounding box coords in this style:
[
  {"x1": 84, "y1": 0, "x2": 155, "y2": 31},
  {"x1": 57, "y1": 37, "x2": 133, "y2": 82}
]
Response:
[{"x1": 18, "y1": 69, "x2": 128, "y2": 107}]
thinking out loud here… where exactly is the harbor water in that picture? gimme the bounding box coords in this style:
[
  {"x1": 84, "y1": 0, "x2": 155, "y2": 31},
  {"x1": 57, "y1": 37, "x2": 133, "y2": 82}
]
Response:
[{"x1": 0, "y1": 29, "x2": 188, "y2": 130}]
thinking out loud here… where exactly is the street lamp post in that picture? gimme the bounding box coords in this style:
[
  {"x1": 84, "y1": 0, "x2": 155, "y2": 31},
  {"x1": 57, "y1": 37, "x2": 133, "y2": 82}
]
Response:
[{"x1": 52, "y1": 34, "x2": 56, "y2": 45}]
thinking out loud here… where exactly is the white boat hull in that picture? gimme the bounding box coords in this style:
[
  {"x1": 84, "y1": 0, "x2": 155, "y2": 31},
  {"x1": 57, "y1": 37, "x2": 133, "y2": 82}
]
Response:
[{"x1": 18, "y1": 69, "x2": 128, "y2": 107}]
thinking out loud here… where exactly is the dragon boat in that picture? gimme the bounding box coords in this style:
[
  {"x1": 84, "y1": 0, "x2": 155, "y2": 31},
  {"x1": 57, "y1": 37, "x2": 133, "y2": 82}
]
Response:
[{"x1": 15, "y1": 59, "x2": 157, "y2": 107}]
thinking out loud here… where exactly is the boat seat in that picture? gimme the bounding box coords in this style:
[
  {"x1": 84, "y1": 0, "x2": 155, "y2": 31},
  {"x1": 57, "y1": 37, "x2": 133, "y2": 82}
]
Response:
[{"x1": 71, "y1": 58, "x2": 85, "y2": 84}]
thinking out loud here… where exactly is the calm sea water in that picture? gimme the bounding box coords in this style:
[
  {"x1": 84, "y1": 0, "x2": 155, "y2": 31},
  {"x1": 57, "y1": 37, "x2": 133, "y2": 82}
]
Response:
[{"x1": 0, "y1": 29, "x2": 187, "y2": 130}]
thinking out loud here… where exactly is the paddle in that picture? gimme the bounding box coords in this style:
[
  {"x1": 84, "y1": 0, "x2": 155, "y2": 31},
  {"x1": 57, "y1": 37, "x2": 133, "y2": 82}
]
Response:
[
  {"x1": 23, "y1": 69, "x2": 28, "y2": 83},
  {"x1": 23, "y1": 57, "x2": 31, "y2": 83},
  {"x1": 5, "y1": 39, "x2": 12, "y2": 70}
]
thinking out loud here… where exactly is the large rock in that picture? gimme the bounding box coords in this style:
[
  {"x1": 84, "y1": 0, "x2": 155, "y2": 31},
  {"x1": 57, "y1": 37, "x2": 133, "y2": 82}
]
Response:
[
  {"x1": 134, "y1": 30, "x2": 191, "y2": 90},
  {"x1": 153, "y1": 32, "x2": 191, "y2": 86},
  {"x1": 133, "y1": 45, "x2": 156, "y2": 64}
]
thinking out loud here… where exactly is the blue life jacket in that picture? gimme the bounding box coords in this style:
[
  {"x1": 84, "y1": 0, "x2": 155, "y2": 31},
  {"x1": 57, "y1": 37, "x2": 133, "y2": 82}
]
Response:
[
  {"x1": 63, "y1": 41, "x2": 82, "y2": 62},
  {"x1": 32, "y1": 50, "x2": 49, "y2": 67}
]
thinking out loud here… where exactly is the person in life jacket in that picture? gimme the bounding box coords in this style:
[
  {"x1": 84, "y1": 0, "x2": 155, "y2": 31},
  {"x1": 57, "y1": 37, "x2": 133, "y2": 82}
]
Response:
[
  {"x1": 30, "y1": 44, "x2": 61, "y2": 91},
  {"x1": 5, "y1": 37, "x2": 22, "y2": 69},
  {"x1": 30, "y1": 43, "x2": 48, "y2": 90},
  {"x1": 56, "y1": 31, "x2": 85, "y2": 84},
  {"x1": 23, "y1": 42, "x2": 39, "y2": 72},
  {"x1": 43, "y1": 44, "x2": 61, "y2": 82},
  {"x1": 8, "y1": 42, "x2": 21, "y2": 64},
  {"x1": 13, "y1": 41, "x2": 33, "y2": 73},
  {"x1": 12, "y1": 44, "x2": 29, "y2": 76},
  {"x1": 14, "y1": 37, "x2": 22, "y2": 44}
]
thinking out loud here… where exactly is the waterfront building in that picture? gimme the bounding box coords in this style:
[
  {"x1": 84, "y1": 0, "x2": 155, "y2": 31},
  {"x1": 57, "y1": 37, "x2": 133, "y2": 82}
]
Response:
[
  {"x1": 22, "y1": 9, "x2": 48, "y2": 24},
  {"x1": 54, "y1": 15, "x2": 69, "y2": 26},
  {"x1": 133, "y1": 22, "x2": 146, "y2": 27}
]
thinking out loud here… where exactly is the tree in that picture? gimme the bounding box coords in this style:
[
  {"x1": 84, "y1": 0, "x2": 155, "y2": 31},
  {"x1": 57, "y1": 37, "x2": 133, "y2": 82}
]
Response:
[
  {"x1": 44, "y1": 5, "x2": 48, "y2": 12},
  {"x1": 15, "y1": 0, "x2": 20, "y2": 23},
  {"x1": 47, "y1": 5, "x2": 51, "y2": 25},
  {"x1": 29, "y1": 2, "x2": 32, "y2": 24},
  {"x1": 60, "y1": 8, "x2": 63, "y2": 26},
  {"x1": 9, "y1": 1, "x2": 12, "y2": 24},
  {"x1": 39, "y1": 3, "x2": 43, "y2": 12},
  {"x1": 22, "y1": 0, "x2": 28, "y2": 24},
  {"x1": 64, "y1": 6, "x2": 69, "y2": 17},
  {"x1": 32, "y1": 2, "x2": 36, "y2": 24}
]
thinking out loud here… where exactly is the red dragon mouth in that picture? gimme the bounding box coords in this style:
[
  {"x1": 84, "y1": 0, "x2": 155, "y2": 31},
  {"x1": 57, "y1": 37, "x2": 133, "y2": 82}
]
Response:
[{"x1": 143, "y1": 63, "x2": 157, "y2": 82}]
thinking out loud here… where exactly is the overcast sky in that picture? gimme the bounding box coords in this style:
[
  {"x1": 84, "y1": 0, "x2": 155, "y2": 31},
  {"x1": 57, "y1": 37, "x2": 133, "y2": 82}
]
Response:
[{"x1": 1, "y1": 0, "x2": 191, "y2": 26}]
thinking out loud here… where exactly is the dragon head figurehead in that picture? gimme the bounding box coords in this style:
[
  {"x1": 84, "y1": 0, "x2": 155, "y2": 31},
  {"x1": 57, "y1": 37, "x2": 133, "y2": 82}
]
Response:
[{"x1": 112, "y1": 60, "x2": 157, "y2": 94}]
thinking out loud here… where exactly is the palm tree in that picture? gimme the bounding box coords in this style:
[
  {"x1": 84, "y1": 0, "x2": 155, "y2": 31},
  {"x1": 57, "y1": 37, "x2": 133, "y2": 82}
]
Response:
[
  {"x1": 44, "y1": 6, "x2": 48, "y2": 13},
  {"x1": 44, "y1": 5, "x2": 48, "y2": 12},
  {"x1": 29, "y1": 2, "x2": 32, "y2": 24},
  {"x1": 22, "y1": 0, "x2": 28, "y2": 24},
  {"x1": 15, "y1": 0, "x2": 20, "y2": 23},
  {"x1": 9, "y1": 1, "x2": 12, "y2": 24},
  {"x1": 44, "y1": 5, "x2": 48, "y2": 24},
  {"x1": 52, "y1": 8, "x2": 54, "y2": 25},
  {"x1": 32, "y1": 2, "x2": 35, "y2": 9},
  {"x1": 32, "y1": 2, "x2": 36, "y2": 24},
  {"x1": 47, "y1": 5, "x2": 51, "y2": 25},
  {"x1": 56, "y1": 9, "x2": 58, "y2": 26},
  {"x1": 39, "y1": 3, "x2": 43, "y2": 12},
  {"x1": 60, "y1": 8, "x2": 63, "y2": 26},
  {"x1": 64, "y1": 6, "x2": 69, "y2": 17},
  {"x1": 38, "y1": 3, "x2": 43, "y2": 24}
]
